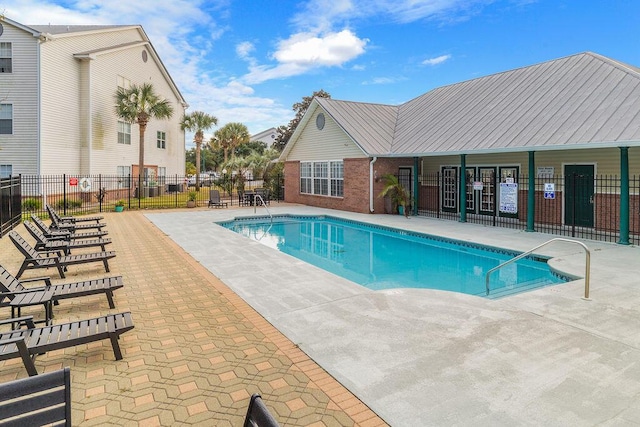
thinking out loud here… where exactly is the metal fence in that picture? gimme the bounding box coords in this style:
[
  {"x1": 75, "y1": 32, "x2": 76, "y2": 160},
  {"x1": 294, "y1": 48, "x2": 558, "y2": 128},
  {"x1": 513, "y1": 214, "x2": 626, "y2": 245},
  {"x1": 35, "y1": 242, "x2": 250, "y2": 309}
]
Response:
[
  {"x1": 416, "y1": 173, "x2": 640, "y2": 245},
  {"x1": 0, "y1": 176, "x2": 22, "y2": 237},
  {"x1": 14, "y1": 173, "x2": 284, "y2": 221}
]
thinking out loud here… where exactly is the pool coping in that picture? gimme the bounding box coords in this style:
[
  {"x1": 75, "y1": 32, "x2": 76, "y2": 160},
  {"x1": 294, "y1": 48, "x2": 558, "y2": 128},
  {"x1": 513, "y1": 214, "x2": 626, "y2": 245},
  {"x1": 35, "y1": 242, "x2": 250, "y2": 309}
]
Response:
[{"x1": 147, "y1": 206, "x2": 640, "y2": 426}]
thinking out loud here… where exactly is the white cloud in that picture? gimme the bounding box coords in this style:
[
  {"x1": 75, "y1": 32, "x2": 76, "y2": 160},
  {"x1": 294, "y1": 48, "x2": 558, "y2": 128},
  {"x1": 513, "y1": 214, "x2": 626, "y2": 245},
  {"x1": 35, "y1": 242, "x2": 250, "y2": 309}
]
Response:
[
  {"x1": 242, "y1": 29, "x2": 368, "y2": 84},
  {"x1": 422, "y1": 54, "x2": 452, "y2": 66},
  {"x1": 362, "y1": 76, "x2": 407, "y2": 85},
  {"x1": 236, "y1": 41, "x2": 255, "y2": 60},
  {"x1": 292, "y1": 0, "x2": 494, "y2": 29}
]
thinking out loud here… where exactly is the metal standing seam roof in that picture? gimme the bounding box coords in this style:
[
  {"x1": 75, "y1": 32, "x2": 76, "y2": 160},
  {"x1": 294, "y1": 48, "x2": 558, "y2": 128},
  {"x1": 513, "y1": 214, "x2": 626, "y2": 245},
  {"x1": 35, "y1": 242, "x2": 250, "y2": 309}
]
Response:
[
  {"x1": 303, "y1": 52, "x2": 640, "y2": 158},
  {"x1": 315, "y1": 98, "x2": 398, "y2": 154}
]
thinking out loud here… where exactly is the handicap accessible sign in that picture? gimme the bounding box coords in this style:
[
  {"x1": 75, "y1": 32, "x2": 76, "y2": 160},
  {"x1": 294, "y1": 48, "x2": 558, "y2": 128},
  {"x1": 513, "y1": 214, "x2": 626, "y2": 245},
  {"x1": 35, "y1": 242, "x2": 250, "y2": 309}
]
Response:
[{"x1": 544, "y1": 183, "x2": 555, "y2": 199}]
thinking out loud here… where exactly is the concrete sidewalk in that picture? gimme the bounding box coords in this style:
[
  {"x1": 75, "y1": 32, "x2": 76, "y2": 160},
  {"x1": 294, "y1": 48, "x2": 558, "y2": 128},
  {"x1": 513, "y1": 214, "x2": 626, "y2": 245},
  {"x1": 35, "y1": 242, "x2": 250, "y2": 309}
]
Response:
[
  {"x1": 147, "y1": 206, "x2": 640, "y2": 426},
  {"x1": 0, "y1": 210, "x2": 385, "y2": 426}
]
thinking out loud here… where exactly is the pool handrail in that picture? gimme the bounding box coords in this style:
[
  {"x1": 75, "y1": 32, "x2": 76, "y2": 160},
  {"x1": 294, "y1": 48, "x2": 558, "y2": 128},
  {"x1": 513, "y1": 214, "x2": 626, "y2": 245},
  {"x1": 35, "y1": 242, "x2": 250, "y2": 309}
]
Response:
[
  {"x1": 253, "y1": 194, "x2": 273, "y2": 223},
  {"x1": 485, "y1": 238, "x2": 591, "y2": 299}
]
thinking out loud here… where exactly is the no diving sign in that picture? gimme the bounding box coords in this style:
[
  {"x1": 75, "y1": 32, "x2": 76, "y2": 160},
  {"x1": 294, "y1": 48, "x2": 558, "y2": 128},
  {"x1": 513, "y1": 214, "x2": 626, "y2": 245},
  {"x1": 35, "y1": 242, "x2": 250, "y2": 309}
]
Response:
[{"x1": 544, "y1": 183, "x2": 555, "y2": 199}]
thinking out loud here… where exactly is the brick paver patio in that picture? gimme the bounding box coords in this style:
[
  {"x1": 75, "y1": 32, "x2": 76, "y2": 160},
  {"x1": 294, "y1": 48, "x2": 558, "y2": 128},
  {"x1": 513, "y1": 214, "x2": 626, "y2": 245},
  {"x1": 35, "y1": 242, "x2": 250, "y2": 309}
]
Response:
[{"x1": 0, "y1": 210, "x2": 387, "y2": 426}]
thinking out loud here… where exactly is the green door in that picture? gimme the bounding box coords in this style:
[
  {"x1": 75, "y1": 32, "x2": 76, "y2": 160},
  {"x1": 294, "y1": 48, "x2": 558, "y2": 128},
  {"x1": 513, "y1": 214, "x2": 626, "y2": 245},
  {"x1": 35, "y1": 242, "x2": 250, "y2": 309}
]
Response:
[{"x1": 564, "y1": 165, "x2": 594, "y2": 227}]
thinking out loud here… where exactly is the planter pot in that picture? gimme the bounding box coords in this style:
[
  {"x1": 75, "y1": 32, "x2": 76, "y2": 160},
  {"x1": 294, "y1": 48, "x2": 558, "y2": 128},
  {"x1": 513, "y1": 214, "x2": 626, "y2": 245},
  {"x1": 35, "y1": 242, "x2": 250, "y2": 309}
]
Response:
[
  {"x1": 115, "y1": 206, "x2": 124, "y2": 212},
  {"x1": 398, "y1": 206, "x2": 404, "y2": 216},
  {"x1": 186, "y1": 201, "x2": 196, "y2": 208}
]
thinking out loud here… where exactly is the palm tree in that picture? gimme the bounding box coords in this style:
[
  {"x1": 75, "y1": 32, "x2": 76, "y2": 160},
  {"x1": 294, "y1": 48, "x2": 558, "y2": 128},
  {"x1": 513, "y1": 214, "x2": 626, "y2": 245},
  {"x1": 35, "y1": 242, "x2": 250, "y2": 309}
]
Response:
[
  {"x1": 212, "y1": 122, "x2": 250, "y2": 163},
  {"x1": 114, "y1": 83, "x2": 174, "y2": 197},
  {"x1": 180, "y1": 111, "x2": 218, "y2": 190}
]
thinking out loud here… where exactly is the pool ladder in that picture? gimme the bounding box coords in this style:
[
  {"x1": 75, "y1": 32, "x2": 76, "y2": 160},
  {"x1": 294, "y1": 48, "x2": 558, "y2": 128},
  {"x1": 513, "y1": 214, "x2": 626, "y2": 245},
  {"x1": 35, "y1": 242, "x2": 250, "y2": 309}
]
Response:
[
  {"x1": 485, "y1": 238, "x2": 591, "y2": 299},
  {"x1": 253, "y1": 194, "x2": 273, "y2": 223}
]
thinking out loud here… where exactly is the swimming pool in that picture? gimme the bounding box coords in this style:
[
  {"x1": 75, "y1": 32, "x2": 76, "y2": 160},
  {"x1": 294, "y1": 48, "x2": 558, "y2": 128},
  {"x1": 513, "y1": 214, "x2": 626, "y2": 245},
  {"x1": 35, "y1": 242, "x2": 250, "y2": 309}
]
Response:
[{"x1": 218, "y1": 215, "x2": 570, "y2": 298}]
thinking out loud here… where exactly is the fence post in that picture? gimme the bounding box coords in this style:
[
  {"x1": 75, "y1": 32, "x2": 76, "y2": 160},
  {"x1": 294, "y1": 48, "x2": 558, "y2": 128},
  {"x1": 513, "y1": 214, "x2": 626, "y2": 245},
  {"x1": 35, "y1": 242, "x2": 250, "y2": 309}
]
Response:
[
  {"x1": 619, "y1": 147, "x2": 630, "y2": 245},
  {"x1": 527, "y1": 151, "x2": 536, "y2": 232},
  {"x1": 459, "y1": 154, "x2": 466, "y2": 223}
]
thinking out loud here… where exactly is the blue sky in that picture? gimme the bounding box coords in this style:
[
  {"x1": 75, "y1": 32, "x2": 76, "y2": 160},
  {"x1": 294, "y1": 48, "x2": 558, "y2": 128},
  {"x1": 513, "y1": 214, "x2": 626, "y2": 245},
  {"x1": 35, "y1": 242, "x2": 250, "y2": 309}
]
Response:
[{"x1": 6, "y1": 0, "x2": 640, "y2": 145}]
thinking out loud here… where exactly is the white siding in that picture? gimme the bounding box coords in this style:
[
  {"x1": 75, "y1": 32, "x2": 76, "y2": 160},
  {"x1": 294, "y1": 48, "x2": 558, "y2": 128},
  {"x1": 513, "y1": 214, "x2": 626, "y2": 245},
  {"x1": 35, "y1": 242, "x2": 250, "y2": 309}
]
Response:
[
  {"x1": 0, "y1": 22, "x2": 39, "y2": 174},
  {"x1": 287, "y1": 107, "x2": 366, "y2": 161}
]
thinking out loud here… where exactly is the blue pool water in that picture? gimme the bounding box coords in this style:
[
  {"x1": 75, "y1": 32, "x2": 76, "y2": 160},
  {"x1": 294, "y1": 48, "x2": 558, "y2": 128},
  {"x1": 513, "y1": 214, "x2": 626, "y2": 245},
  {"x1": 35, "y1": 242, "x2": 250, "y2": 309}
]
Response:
[{"x1": 219, "y1": 215, "x2": 569, "y2": 298}]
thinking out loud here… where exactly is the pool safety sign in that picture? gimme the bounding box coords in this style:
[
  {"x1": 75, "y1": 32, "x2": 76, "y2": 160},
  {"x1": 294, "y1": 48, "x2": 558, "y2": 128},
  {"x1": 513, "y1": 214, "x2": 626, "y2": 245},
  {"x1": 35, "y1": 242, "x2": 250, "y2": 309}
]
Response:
[
  {"x1": 499, "y1": 182, "x2": 518, "y2": 214},
  {"x1": 544, "y1": 183, "x2": 555, "y2": 199}
]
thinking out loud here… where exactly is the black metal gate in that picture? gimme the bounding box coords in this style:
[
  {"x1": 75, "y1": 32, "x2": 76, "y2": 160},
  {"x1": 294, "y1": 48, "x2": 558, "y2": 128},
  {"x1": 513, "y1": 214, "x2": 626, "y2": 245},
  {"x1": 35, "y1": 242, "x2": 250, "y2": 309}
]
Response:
[{"x1": 0, "y1": 175, "x2": 22, "y2": 237}]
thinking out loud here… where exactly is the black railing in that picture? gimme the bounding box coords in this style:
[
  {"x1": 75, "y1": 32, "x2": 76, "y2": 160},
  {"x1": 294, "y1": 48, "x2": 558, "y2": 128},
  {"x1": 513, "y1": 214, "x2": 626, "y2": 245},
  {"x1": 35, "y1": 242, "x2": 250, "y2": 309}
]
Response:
[
  {"x1": 416, "y1": 173, "x2": 640, "y2": 245},
  {"x1": 15, "y1": 173, "x2": 285, "y2": 221},
  {"x1": 0, "y1": 176, "x2": 22, "y2": 237}
]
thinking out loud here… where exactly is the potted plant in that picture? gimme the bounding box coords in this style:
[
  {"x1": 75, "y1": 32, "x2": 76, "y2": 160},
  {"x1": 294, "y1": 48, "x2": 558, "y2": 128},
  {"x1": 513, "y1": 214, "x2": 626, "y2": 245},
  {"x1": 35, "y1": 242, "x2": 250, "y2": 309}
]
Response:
[
  {"x1": 114, "y1": 200, "x2": 125, "y2": 212},
  {"x1": 378, "y1": 173, "x2": 411, "y2": 217},
  {"x1": 186, "y1": 190, "x2": 198, "y2": 208}
]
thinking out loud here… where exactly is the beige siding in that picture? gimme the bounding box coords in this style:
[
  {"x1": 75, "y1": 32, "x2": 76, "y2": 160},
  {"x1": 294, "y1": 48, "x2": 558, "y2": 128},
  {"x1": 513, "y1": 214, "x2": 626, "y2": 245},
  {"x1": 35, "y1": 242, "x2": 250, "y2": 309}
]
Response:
[
  {"x1": 38, "y1": 27, "x2": 185, "y2": 175},
  {"x1": 0, "y1": 22, "x2": 39, "y2": 174},
  {"x1": 421, "y1": 148, "x2": 627, "y2": 176},
  {"x1": 287, "y1": 107, "x2": 366, "y2": 161},
  {"x1": 89, "y1": 46, "x2": 185, "y2": 175}
]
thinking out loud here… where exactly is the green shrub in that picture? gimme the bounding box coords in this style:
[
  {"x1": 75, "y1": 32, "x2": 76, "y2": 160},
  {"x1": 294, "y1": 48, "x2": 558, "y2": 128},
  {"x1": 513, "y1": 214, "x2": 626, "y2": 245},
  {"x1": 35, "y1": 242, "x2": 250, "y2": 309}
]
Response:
[{"x1": 22, "y1": 198, "x2": 42, "y2": 212}]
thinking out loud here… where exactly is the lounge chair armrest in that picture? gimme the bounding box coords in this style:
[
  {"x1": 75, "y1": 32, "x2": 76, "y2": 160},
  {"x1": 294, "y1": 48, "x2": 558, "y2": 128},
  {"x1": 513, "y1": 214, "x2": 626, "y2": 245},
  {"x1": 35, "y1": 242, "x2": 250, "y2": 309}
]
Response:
[
  {"x1": 19, "y1": 276, "x2": 53, "y2": 286},
  {"x1": 0, "y1": 315, "x2": 36, "y2": 329}
]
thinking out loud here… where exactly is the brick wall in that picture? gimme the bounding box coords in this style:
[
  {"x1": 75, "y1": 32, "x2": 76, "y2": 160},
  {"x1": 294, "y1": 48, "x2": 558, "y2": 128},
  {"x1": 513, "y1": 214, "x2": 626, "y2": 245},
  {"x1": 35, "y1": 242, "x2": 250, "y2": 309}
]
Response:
[{"x1": 284, "y1": 158, "x2": 414, "y2": 214}]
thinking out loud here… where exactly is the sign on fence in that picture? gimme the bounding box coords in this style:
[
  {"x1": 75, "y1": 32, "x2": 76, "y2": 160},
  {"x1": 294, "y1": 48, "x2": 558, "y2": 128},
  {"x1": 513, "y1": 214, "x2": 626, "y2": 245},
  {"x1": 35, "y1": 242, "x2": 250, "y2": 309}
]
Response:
[
  {"x1": 544, "y1": 182, "x2": 555, "y2": 199},
  {"x1": 499, "y1": 182, "x2": 518, "y2": 213},
  {"x1": 69, "y1": 177, "x2": 78, "y2": 186}
]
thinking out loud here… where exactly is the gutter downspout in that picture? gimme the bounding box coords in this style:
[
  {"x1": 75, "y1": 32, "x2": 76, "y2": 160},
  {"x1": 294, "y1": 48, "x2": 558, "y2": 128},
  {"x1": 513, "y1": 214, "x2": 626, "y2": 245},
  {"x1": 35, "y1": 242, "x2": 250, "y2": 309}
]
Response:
[{"x1": 370, "y1": 157, "x2": 378, "y2": 213}]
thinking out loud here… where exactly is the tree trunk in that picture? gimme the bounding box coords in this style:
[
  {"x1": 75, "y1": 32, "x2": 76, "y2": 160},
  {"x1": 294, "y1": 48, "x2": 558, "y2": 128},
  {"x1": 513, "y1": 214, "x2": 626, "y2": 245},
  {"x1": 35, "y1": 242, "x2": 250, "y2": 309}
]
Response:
[{"x1": 138, "y1": 121, "x2": 147, "y2": 198}]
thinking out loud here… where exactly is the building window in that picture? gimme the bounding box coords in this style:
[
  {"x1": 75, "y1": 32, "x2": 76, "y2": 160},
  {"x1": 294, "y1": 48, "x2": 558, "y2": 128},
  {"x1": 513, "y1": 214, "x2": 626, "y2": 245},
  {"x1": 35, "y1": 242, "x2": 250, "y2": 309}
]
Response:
[
  {"x1": 118, "y1": 121, "x2": 131, "y2": 144},
  {"x1": 300, "y1": 160, "x2": 343, "y2": 197},
  {"x1": 0, "y1": 104, "x2": 12, "y2": 134},
  {"x1": 330, "y1": 161, "x2": 344, "y2": 197},
  {"x1": 0, "y1": 164, "x2": 12, "y2": 178},
  {"x1": 300, "y1": 162, "x2": 312, "y2": 194},
  {"x1": 117, "y1": 75, "x2": 130, "y2": 89},
  {"x1": 157, "y1": 131, "x2": 166, "y2": 149},
  {"x1": 314, "y1": 162, "x2": 329, "y2": 196},
  {"x1": 0, "y1": 42, "x2": 11, "y2": 73},
  {"x1": 117, "y1": 166, "x2": 131, "y2": 188}
]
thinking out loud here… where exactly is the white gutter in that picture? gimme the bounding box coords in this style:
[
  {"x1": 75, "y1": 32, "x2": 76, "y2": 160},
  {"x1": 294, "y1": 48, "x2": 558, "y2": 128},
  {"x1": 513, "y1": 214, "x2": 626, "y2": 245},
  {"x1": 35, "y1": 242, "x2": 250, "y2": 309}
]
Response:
[{"x1": 369, "y1": 156, "x2": 377, "y2": 213}]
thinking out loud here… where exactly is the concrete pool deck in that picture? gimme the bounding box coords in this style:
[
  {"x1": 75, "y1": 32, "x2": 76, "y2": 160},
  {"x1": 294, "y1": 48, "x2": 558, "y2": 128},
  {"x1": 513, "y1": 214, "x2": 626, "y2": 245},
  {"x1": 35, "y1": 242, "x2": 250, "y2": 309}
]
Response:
[{"x1": 147, "y1": 205, "x2": 640, "y2": 426}]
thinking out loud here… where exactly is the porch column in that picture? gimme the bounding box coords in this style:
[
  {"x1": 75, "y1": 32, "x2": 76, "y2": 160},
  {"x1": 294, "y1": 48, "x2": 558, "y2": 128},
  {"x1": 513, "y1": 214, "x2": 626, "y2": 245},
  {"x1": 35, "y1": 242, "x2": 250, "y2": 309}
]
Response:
[
  {"x1": 527, "y1": 151, "x2": 536, "y2": 232},
  {"x1": 413, "y1": 157, "x2": 419, "y2": 216},
  {"x1": 618, "y1": 147, "x2": 630, "y2": 245},
  {"x1": 460, "y1": 154, "x2": 467, "y2": 223}
]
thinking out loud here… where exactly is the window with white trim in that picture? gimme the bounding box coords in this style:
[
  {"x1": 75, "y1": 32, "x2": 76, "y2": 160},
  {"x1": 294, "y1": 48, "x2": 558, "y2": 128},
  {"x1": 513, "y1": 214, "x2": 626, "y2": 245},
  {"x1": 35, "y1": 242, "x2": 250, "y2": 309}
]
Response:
[
  {"x1": 300, "y1": 162, "x2": 312, "y2": 194},
  {"x1": 300, "y1": 160, "x2": 344, "y2": 197},
  {"x1": 118, "y1": 121, "x2": 131, "y2": 144},
  {"x1": 117, "y1": 166, "x2": 131, "y2": 188},
  {"x1": 117, "y1": 75, "x2": 130, "y2": 89},
  {"x1": 330, "y1": 161, "x2": 344, "y2": 197},
  {"x1": 0, "y1": 43, "x2": 12, "y2": 73},
  {"x1": 0, "y1": 104, "x2": 12, "y2": 134},
  {"x1": 0, "y1": 164, "x2": 12, "y2": 178},
  {"x1": 157, "y1": 131, "x2": 166, "y2": 149}
]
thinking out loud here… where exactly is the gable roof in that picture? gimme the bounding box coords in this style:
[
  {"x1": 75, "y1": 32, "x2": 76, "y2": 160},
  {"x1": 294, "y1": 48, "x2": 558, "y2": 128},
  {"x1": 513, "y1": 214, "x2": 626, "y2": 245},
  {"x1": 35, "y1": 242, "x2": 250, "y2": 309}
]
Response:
[{"x1": 285, "y1": 52, "x2": 640, "y2": 159}]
